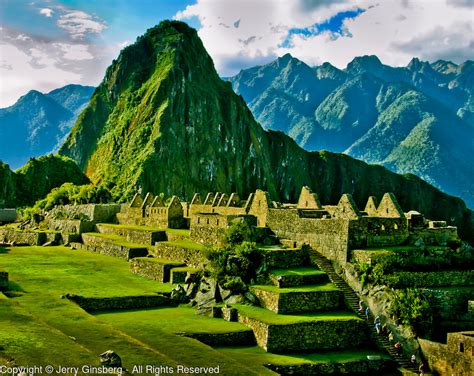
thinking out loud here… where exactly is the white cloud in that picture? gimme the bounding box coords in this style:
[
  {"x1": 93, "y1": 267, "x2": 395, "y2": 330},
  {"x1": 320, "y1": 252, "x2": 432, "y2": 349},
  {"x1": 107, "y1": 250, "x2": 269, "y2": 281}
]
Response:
[
  {"x1": 176, "y1": 0, "x2": 474, "y2": 75},
  {"x1": 39, "y1": 8, "x2": 54, "y2": 17},
  {"x1": 55, "y1": 43, "x2": 94, "y2": 60},
  {"x1": 57, "y1": 10, "x2": 107, "y2": 39},
  {"x1": 0, "y1": 43, "x2": 81, "y2": 107}
]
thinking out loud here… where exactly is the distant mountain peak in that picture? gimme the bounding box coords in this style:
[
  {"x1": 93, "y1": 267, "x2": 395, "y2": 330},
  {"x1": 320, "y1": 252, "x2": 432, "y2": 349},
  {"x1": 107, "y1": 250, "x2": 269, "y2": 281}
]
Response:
[{"x1": 346, "y1": 55, "x2": 382, "y2": 73}]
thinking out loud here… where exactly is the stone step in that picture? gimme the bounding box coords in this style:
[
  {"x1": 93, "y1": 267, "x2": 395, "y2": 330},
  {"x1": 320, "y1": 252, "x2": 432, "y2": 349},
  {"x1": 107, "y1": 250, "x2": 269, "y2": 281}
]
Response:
[
  {"x1": 130, "y1": 257, "x2": 185, "y2": 283},
  {"x1": 258, "y1": 246, "x2": 309, "y2": 268},
  {"x1": 81, "y1": 233, "x2": 149, "y2": 260},
  {"x1": 96, "y1": 223, "x2": 166, "y2": 245},
  {"x1": 268, "y1": 267, "x2": 329, "y2": 287},
  {"x1": 251, "y1": 283, "x2": 344, "y2": 314},
  {"x1": 232, "y1": 304, "x2": 370, "y2": 352},
  {"x1": 170, "y1": 266, "x2": 201, "y2": 284}
]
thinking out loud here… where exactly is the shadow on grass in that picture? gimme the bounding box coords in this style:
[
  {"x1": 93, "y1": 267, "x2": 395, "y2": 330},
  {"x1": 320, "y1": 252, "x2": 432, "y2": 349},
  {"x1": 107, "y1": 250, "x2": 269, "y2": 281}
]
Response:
[
  {"x1": 0, "y1": 247, "x2": 10, "y2": 254},
  {"x1": 7, "y1": 281, "x2": 25, "y2": 293}
]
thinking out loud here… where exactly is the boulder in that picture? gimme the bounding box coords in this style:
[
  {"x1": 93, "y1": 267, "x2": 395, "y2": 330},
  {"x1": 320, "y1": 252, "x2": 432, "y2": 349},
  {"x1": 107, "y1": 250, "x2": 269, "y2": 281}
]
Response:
[{"x1": 99, "y1": 350, "x2": 122, "y2": 367}]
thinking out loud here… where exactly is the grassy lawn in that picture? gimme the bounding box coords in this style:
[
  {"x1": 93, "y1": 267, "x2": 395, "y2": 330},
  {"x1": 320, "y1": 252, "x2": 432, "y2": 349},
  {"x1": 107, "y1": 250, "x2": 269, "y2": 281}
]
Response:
[
  {"x1": 216, "y1": 346, "x2": 389, "y2": 366},
  {"x1": 356, "y1": 245, "x2": 449, "y2": 253},
  {"x1": 161, "y1": 239, "x2": 205, "y2": 250},
  {"x1": 270, "y1": 267, "x2": 325, "y2": 277},
  {"x1": 94, "y1": 306, "x2": 273, "y2": 375},
  {"x1": 83, "y1": 232, "x2": 152, "y2": 249},
  {"x1": 251, "y1": 282, "x2": 339, "y2": 293},
  {"x1": 234, "y1": 304, "x2": 360, "y2": 325},
  {"x1": 0, "y1": 246, "x2": 273, "y2": 374}
]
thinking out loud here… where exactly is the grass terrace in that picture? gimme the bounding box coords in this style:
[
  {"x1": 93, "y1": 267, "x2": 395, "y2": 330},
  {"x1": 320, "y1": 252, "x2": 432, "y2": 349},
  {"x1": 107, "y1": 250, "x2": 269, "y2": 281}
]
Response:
[
  {"x1": 251, "y1": 282, "x2": 339, "y2": 294},
  {"x1": 82, "y1": 232, "x2": 153, "y2": 250},
  {"x1": 98, "y1": 223, "x2": 191, "y2": 237},
  {"x1": 160, "y1": 239, "x2": 205, "y2": 250},
  {"x1": 270, "y1": 267, "x2": 326, "y2": 277},
  {"x1": 233, "y1": 304, "x2": 361, "y2": 325}
]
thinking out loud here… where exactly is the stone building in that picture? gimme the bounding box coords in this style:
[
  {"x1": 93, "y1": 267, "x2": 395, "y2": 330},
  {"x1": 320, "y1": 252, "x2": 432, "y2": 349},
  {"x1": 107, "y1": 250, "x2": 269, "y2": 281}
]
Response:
[
  {"x1": 419, "y1": 331, "x2": 473, "y2": 375},
  {"x1": 117, "y1": 192, "x2": 184, "y2": 228}
]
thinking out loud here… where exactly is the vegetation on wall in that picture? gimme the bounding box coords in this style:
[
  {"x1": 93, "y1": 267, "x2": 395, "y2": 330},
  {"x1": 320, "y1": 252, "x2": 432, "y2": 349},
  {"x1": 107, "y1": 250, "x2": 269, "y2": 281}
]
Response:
[
  {"x1": 21, "y1": 183, "x2": 112, "y2": 220},
  {"x1": 205, "y1": 220, "x2": 262, "y2": 293},
  {"x1": 388, "y1": 288, "x2": 433, "y2": 337}
]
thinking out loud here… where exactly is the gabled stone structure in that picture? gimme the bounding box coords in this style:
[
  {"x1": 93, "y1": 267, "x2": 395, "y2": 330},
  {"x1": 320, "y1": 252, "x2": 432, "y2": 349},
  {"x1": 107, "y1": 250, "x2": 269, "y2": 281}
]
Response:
[
  {"x1": 364, "y1": 196, "x2": 378, "y2": 216},
  {"x1": 377, "y1": 193, "x2": 405, "y2": 218},
  {"x1": 334, "y1": 194, "x2": 361, "y2": 219},
  {"x1": 117, "y1": 192, "x2": 184, "y2": 228},
  {"x1": 227, "y1": 193, "x2": 240, "y2": 207},
  {"x1": 297, "y1": 186, "x2": 322, "y2": 209}
]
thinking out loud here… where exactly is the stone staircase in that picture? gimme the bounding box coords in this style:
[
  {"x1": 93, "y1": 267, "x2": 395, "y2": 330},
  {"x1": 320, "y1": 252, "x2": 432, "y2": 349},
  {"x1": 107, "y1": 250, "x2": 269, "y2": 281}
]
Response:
[
  {"x1": 310, "y1": 251, "x2": 419, "y2": 373},
  {"x1": 220, "y1": 245, "x2": 396, "y2": 374}
]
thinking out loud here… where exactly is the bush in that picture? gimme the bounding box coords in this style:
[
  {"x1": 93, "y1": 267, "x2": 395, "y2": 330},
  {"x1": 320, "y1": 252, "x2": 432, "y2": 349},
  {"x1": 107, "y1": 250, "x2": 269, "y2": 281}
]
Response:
[
  {"x1": 21, "y1": 183, "x2": 112, "y2": 220},
  {"x1": 388, "y1": 288, "x2": 433, "y2": 336},
  {"x1": 222, "y1": 219, "x2": 256, "y2": 245}
]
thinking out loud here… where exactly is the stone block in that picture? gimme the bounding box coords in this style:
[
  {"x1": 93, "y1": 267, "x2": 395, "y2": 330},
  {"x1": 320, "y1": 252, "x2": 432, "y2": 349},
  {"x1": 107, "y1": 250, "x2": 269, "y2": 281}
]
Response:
[{"x1": 130, "y1": 257, "x2": 185, "y2": 283}]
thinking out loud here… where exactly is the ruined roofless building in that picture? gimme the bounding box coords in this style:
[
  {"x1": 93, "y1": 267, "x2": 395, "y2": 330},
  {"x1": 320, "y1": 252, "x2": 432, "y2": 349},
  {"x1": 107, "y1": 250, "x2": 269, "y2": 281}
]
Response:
[{"x1": 119, "y1": 187, "x2": 458, "y2": 263}]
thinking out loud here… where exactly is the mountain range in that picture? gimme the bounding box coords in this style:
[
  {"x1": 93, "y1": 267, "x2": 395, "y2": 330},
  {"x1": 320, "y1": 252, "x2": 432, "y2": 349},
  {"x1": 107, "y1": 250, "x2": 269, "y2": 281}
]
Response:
[
  {"x1": 0, "y1": 84, "x2": 95, "y2": 169},
  {"x1": 57, "y1": 21, "x2": 474, "y2": 242},
  {"x1": 227, "y1": 54, "x2": 474, "y2": 208}
]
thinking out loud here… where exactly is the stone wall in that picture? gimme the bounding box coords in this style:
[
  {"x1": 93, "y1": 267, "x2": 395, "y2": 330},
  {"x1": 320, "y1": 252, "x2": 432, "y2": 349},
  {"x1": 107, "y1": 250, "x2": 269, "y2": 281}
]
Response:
[
  {"x1": 68, "y1": 294, "x2": 175, "y2": 312},
  {"x1": 0, "y1": 272, "x2": 8, "y2": 291},
  {"x1": 251, "y1": 287, "x2": 344, "y2": 314},
  {"x1": 266, "y1": 209, "x2": 350, "y2": 263},
  {"x1": 419, "y1": 334, "x2": 473, "y2": 376},
  {"x1": 96, "y1": 224, "x2": 166, "y2": 245},
  {"x1": 79, "y1": 234, "x2": 148, "y2": 260},
  {"x1": 408, "y1": 226, "x2": 459, "y2": 245},
  {"x1": 349, "y1": 217, "x2": 408, "y2": 248},
  {"x1": 129, "y1": 257, "x2": 185, "y2": 283},
  {"x1": 50, "y1": 204, "x2": 121, "y2": 222},
  {"x1": 45, "y1": 218, "x2": 94, "y2": 233},
  {"x1": 392, "y1": 271, "x2": 474, "y2": 288},
  {"x1": 153, "y1": 243, "x2": 207, "y2": 268},
  {"x1": 421, "y1": 287, "x2": 474, "y2": 321},
  {"x1": 0, "y1": 228, "x2": 55, "y2": 245},
  {"x1": 237, "y1": 312, "x2": 369, "y2": 352},
  {"x1": 261, "y1": 248, "x2": 309, "y2": 268},
  {"x1": 267, "y1": 358, "x2": 396, "y2": 375}
]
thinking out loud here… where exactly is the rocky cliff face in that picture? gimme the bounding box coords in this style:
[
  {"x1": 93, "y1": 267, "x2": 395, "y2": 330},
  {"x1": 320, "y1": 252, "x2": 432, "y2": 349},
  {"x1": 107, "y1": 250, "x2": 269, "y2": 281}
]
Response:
[{"x1": 59, "y1": 21, "x2": 474, "y2": 241}]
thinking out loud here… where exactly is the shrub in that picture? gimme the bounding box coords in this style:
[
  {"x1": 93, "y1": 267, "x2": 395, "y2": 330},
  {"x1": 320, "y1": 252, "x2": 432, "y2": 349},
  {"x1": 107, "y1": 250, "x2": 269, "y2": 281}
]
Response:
[{"x1": 388, "y1": 288, "x2": 433, "y2": 336}]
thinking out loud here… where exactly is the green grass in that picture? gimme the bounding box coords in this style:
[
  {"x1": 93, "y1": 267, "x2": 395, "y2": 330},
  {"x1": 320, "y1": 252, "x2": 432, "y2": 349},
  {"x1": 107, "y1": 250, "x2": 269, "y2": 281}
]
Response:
[
  {"x1": 93, "y1": 306, "x2": 271, "y2": 375},
  {"x1": 257, "y1": 245, "x2": 298, "y2": 251},
  {"x1": 358, "y1": 245, "x2": 448, "y2": 253},
  {"x1": 0, "y1": 246, "x2": 269, "y2": 374},
  {"x1": 216, "y1": 346, "x2": 389, "y2": 367},
  {"x1": 83, "y1": 232, "x2": 151, "y2": 249},
  {"x1": 251, "y1": 282, "x2": 339, "y2": 294},
  {"x1": 234, "y1": 304, "x2": 360, "y2": 325},
  {"x1": 161, "y1": 239, "x2": 205, "y2": 250},
  {"x1": 270, "y1": 267, "x2": 325, "y2": 277}
]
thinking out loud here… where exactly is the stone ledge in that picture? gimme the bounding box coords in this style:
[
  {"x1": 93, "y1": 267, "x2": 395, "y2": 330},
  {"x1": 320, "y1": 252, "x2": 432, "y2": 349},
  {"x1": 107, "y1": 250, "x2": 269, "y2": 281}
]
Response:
[
  {"x1": 96, "y1": 224, "x2": 166, "y2": 245},
  {"x1": 81, "y1": 233, "x2": 149, "y2": 260},
  {"x1": 153, "y1": 242, "x2": 207, "y2": 268}
]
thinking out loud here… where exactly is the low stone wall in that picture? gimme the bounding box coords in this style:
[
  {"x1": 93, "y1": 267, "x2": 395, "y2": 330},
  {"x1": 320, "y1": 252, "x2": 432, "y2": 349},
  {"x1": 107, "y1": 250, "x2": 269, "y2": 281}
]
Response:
[
  {"x1": 130, "y1": 257, "x2": 185, "y2": 283},
  {"x1": 80, "y1": 234, "x2": 148, "y2": 260},
  {"x1": 409, "y1": 226, "x2": 459, "y2": 245},
  {"x1": 179, "y1": 331, "x2": 255, "y2": 346},
  {"x1": 261, "y1": 248, "x2": 309, "y2": 268},
  {"x1": 237, "y1": 313, "x2": 369, "y2": 352},
  {"x1": 45, "y1": 218, "x2": 94, "y2": 234},
  {"x1": 61, "y1": 233, "x2": 81, "y2": 245},
  {"x1": 0, "y1": 228, "x2": 61, "y2": 245},
  {"x1": 266, "y1": 358, "x2": 396, "y2": 375},
  {"x1": 0, "y1": 272, "x2": 8, "y2": 291},
  {"x1": 68, "y1": 294, "x2": 175, "y2": 312},
  {"x1": 190, "y1": 224, "x2": 226, "y2": 246},
  {"x1": 50, "y1": 204, "x2": 121, "y2": 222},
  {"x1": 153, "y1": 243, "x2": 207, "y2": 268},
  {"x1": 165, "y1": 231, "x2": 190, "y2": 242},
  {"x1": 392, "y1": 271, "x2": 474, "y2": 288},
  {"x1": 422, "y1": 287, "x2": 474, "y2": 320},
  {"x1": 96, "y1": 224, "x2": 166, "y2": 245},
  {"x1": 251, "y1": 288, "x2": 344, "y2": 314}
]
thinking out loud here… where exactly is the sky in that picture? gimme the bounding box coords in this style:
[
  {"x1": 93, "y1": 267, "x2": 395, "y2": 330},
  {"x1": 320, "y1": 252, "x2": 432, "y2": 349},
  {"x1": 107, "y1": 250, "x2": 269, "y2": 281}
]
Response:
[{"x1": 0, "y1": 0, "x2": 472, "y2": 107}]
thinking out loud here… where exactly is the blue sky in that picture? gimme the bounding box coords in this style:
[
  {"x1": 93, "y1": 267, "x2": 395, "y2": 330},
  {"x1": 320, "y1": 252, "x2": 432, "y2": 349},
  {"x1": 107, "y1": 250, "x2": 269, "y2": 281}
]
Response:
[{"x1": 1, "y1": 0, "x2": 473, "y2": 107}]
